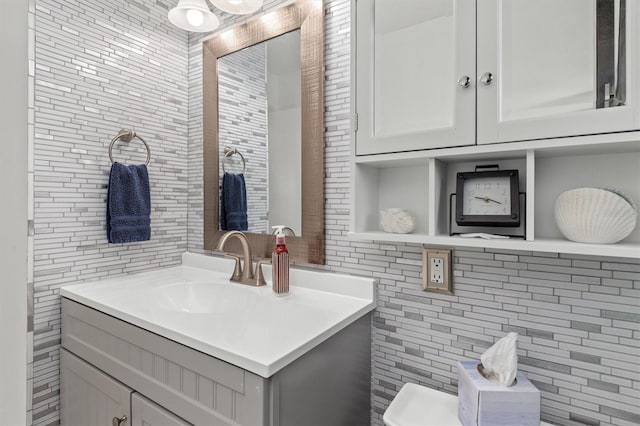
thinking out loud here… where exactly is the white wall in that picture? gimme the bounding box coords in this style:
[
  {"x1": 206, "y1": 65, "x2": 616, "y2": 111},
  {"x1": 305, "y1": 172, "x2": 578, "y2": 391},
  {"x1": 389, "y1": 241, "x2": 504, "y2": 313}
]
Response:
[
  {"x1": 0, "y1": 0, "x2": 29, "y2": 424},
  {"x1": 267, "y1": 33, "x2": 302, "y2": 234},
  {"x1": 268, "y1": 106, "x2": 302, "y2": 234}
]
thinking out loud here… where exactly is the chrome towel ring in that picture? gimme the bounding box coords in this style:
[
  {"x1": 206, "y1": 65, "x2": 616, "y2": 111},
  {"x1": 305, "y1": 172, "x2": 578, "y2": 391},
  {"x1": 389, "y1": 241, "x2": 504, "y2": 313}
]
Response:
[
  {"x1": 222, "y1": 146, "x2": 246, "y2": 174},
  {"x1": 109, "y1": 129, "x2": 151, "y2": 166}
]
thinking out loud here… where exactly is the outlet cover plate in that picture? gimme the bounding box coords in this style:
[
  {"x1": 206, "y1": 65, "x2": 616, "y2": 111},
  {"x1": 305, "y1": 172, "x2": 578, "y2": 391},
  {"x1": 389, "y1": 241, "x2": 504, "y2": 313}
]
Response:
[{"x1": 422, "y1": 247, "x2": 453, "y2": 295}]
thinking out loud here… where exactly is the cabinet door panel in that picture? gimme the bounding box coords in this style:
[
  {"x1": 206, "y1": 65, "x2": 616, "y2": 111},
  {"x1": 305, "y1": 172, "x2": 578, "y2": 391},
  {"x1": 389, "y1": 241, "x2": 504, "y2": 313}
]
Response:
[
  {"x1": 478, "y1": 0, "x2": 640, "y2": 144},
  {"x1": 131, "y1": 393, "x2": 192, "y2": 426},
  {"x1": 61, "y1": 349, "x2": 132, "y2": 426},
  {"x1": 355, "y1": 0, "x2": 476, "y2": 154}
]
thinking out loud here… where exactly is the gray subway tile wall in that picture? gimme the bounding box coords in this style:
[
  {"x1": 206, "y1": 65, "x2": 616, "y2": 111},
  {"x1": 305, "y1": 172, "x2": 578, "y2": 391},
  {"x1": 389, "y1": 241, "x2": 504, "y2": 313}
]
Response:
[
  {"x1": 26, "y1": 0, "x2": 640, "y2": 425},
  {"x1": 31, "y1": 0, "x2": 188, "y2": 423}
]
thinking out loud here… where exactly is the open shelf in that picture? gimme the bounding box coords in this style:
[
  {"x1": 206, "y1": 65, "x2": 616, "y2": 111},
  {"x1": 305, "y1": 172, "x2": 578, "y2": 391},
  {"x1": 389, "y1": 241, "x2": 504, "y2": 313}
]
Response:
[
  {"x1": 347, "y1": 232, "x2": 640, "y2": 259},
  {"x1": 534, "y1": 150, "x2": 640, "y2": 243},
  {"x1": 352, "y1": 162, "x2": 430, "y2": 235},
  {"x1": 351, "y1": 135, "x2": 640, "y2": 259}
]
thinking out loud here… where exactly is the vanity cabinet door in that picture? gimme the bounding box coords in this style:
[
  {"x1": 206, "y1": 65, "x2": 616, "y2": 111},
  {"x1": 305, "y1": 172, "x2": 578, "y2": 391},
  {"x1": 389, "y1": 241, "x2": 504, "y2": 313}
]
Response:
[
  {"x1": 478, "y1": 0, "x2": 640, "y2": 144},
  {"x1": 131, "y1": 394, "x2": 192, "y2": 426},
  {"x1": 354, "y1": 0, "x2": 476, "y2": 155},
  {"x1": 61, "y1": 349, "x2": 132, "y2": 426}
]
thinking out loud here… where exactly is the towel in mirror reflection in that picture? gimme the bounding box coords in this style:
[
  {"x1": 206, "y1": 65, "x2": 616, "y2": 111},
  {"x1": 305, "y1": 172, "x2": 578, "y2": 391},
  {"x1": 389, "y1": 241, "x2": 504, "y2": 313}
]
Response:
[{"x1": 220, "y1": 172, "x2": 248, "y2": 231}]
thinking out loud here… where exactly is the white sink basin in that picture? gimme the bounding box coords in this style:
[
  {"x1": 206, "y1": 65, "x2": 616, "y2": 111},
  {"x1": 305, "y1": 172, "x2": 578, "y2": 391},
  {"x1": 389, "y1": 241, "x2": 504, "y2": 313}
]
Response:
[
  {"x1": 153, "y1": 281, "x2": 248, "y2": 314},
  {"x1": 61, "y1": 252, "x2": 376, "y2": 377}
]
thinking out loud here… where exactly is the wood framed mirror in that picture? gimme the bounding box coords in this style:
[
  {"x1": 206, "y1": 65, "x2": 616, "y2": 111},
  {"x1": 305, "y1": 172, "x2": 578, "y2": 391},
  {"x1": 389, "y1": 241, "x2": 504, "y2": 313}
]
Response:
[{"x1": 203, "y1": 0, "x2": 324, "y2": 264}]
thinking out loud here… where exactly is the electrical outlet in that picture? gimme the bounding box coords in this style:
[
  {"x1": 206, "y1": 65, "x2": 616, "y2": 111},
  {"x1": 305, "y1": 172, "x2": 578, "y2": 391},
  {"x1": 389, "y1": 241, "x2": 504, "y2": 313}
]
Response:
[
  {"x1": 422, "y1": 247, "x2": 453, "y2": 294},
  {"x1": 431, "y1": 257, "x2": 444, "y2": 283}
]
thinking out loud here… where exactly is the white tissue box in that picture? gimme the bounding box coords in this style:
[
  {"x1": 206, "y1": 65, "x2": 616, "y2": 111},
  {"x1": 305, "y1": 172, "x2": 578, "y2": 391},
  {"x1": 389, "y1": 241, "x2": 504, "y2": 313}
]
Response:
[{"x1": 457, "y1": 361, "x2": 540, "y2": 426}]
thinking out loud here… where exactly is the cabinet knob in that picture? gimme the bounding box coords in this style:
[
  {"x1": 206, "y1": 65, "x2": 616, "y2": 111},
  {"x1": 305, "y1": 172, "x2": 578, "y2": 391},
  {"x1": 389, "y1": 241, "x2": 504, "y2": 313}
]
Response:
[
  {"x1": 112, "y1": 415, "x2": 128, "y2": 426},
  {"x1": 457, "y1": 75, "x2": 471, "y2": 88},
  {"x1": 480, "y1": 72, "x2": 493, "y2": 86}
]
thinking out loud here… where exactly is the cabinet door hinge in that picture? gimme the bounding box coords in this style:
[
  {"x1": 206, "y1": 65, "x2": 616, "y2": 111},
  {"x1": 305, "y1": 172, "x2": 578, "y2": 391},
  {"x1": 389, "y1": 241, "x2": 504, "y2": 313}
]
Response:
[{"x1": 353, "y1": 113, "x2": 359, "y2": 133}]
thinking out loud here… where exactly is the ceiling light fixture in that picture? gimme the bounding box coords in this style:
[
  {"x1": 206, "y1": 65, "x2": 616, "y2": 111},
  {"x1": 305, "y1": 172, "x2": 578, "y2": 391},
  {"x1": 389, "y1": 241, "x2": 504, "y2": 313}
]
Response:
[
  {"x1": 208, "y1": 0, "x2": 264, "y2": 15},
  {"x1": 168, "y1": 0, "x2": 220, "y2": 32}
]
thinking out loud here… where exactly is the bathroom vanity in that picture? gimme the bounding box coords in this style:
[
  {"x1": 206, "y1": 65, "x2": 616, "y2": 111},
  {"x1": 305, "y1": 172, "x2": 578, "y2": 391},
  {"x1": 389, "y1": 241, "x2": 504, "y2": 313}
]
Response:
[{"x1": 60, "y1": 253, "x2": 375, "y2": 426}]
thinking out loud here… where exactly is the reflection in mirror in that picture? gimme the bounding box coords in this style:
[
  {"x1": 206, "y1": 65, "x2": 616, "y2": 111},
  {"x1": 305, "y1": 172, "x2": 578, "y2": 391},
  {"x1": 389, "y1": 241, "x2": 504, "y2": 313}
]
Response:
[
  {"x1": 217, "y1": 30, "x2": 301, "y2": 235},
  {"x1": 500, "y1": 0, "x2": 626, "y2": 122},
  {"x1": 203, "y1": 0, "x2": 324, "y2": 264}
]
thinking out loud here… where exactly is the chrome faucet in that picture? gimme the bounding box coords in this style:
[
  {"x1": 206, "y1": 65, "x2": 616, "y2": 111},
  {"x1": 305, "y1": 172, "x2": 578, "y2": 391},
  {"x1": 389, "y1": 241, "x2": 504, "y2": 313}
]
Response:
[{"x1": 216, "y1": 231, "x2": 269, "y2": 286}]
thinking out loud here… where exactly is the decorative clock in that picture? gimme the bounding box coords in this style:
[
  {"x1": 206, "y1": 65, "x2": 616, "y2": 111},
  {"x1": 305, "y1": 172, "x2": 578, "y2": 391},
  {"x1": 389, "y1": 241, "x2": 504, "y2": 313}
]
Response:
[{"x1": 455, "y1": 166, "x2": 520, "y2": 227}]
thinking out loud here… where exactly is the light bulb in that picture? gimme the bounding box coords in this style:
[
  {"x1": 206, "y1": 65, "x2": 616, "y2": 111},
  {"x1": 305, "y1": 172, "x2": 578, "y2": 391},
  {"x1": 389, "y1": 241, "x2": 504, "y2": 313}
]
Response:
[
  {"x1": 186, "y1": 9, "x2": 204, "y2": 26},
  {"x1": 209, "y1": 0, "x2": 263, "y2": 14}
]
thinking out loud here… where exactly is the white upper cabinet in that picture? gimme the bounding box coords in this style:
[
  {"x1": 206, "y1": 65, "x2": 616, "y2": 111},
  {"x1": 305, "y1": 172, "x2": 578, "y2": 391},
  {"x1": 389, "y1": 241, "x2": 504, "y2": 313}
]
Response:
[
  {"x1": 354, "y1": 0, "x2": 476, "y2": 155},
  {"x1": 354, "y1": 0, "x2": 640, "y2": 154},
  {"x1": 477, "y1": 0, "x2": 640, "y2": 144},
  {"x1": 351, "y1": 1, "x2": 640, "y2": 259}
]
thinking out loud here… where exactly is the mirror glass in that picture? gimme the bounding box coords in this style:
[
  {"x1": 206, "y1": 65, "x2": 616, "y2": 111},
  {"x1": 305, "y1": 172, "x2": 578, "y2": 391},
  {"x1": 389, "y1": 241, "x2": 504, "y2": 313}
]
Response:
[
  {"x1": 203, "y1": 0, "x2": 324, "y2": 264},
  {"x1": 217, "y1": 30, "x2": 302, "y2": 235},
  {"x1": 501, "y1": 0, "x2": 627, "y2": 122}
]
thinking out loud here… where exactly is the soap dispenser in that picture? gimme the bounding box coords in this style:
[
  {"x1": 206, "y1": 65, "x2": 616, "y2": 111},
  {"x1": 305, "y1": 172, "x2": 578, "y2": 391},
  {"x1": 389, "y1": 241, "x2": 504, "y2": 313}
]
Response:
[{"x1": 271, "y1": 225, "x2": 290, "y2": 295}]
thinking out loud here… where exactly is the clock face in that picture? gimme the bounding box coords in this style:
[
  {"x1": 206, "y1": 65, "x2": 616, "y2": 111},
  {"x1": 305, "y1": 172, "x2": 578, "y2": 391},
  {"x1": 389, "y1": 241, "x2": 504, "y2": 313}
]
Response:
[
  {"x1": 455, "y1": 169, "x2": 520, "y2": 227},
  {"x1": 462, "y1": 176, "x2": 512, "y2": 216}
]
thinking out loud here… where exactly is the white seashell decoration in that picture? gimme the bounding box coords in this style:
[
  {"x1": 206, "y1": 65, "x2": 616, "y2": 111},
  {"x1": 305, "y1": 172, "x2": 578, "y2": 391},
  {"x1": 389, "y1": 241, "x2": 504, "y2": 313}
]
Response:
[
  {"x1": 553, "y1": 188, "x2": 637, "y2": 244},
  {"x1": 379, "y1": 208, "x2": 416, "y2": 234}
]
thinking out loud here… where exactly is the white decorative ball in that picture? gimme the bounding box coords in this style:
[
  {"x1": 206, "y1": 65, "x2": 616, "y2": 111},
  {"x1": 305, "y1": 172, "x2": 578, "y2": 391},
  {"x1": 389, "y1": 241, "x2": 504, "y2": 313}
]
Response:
[
  {"x1": 379, "y1": 208, "x2": 416, "y2": 234},
  {"x1": 553, "y1": 188, "x2": 637, "y2": 244}
]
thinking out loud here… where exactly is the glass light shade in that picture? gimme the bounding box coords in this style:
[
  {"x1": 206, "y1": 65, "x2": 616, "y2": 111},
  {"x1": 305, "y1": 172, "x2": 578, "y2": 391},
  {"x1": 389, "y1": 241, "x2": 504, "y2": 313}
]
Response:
[
  {"x1": 209, "y1": 0, "x2": 263, "y2": 15},
  {"x1": 169, "y1": 0, "x2": 220, "y2": 32}
]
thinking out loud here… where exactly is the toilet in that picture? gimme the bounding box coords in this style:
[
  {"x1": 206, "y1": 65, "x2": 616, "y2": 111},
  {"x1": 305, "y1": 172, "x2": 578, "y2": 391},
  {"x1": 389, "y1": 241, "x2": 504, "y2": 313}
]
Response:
[
  {"x1": 383, "y1": 383, "x2": 460, "y2": 426},
  {"x1": 383, "y1": 383, "x2": 554, "y2": 426}
]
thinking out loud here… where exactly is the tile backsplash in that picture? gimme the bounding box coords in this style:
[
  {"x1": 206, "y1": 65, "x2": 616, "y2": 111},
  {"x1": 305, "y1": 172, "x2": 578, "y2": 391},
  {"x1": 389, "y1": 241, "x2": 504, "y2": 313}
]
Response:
[
  {"x1": 27, "y1": 0, "x2": 640, "y2": 425},
  {"x1": 31, "y1": 0, "x2": 188, "y2": 423},
  {"x1": 370, "y1": 247, "x2": 640, "y2": 426}
]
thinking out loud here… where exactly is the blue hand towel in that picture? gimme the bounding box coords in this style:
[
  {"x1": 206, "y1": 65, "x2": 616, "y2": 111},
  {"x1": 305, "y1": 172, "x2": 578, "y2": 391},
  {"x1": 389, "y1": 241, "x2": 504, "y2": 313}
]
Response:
[
  {"x1": 107, "y1": 162, "x2": 151, "y2": 243},
  {"x1": 220, "y1": 172, "x2": 248, "y2": 231}
]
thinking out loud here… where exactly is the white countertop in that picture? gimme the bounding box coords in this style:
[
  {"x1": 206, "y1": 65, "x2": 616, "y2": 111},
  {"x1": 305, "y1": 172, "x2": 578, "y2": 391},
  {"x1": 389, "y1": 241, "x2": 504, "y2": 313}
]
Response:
[{"x1": 61, "y1": 252, "x2": 376, "y2": 378}]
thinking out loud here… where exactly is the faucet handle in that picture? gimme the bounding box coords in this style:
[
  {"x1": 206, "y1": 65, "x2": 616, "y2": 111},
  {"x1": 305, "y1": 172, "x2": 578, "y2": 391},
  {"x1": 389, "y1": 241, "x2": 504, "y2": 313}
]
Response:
[
  {"x1": 254, "y1": 259, "x2": 271, "y2": 287},
  {"x1": 224, "y1": 254, "x2": 243, "y2": 281}
]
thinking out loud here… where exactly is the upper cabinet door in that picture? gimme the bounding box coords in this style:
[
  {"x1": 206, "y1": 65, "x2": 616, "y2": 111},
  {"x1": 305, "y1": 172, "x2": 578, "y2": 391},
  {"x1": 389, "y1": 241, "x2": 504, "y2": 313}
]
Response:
[
  {"x1": 354, "y1": 0, "x2": 476, "y2": 155},
  {"x1": 478, "y1": 0, "x2": 640, "y2": 144}
]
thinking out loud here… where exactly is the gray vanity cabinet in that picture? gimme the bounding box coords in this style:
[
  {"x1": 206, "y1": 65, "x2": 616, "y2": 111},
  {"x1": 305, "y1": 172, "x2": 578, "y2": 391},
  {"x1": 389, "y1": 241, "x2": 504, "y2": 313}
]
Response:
[
  {"x1": 61, "y1": 349, "x2": 132, "y2": 426},
  {"x1": 132, "y1": 394, "x2": 191, "y2": 426},
  {"x1": 61, "y1": 298, "x2": 266, "y2": 426},
  {"x1": 61, "y1": 349, "x2": 192, "y2": 426},
  {"x1": 61, "y1": 298, "x2": 371, "y2": 426}
]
